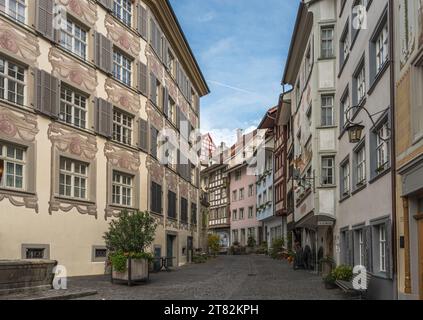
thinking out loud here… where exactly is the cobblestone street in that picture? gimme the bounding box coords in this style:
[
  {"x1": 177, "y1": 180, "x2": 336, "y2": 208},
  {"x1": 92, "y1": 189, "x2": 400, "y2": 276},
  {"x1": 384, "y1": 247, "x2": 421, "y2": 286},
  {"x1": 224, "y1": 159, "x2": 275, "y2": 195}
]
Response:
[{"x1": 70, "y1": 255, "x2": 346, "y2": 300}]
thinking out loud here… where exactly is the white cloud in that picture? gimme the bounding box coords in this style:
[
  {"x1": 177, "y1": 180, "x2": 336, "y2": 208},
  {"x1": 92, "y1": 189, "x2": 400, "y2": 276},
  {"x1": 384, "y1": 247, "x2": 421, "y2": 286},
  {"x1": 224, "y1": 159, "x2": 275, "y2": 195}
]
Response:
[
  {"x1": 201, "y1": 37, "x2": 234, "y2": 60},
  {"x1": 198, "y1": 11, "x2": 215, "y2": 23}
]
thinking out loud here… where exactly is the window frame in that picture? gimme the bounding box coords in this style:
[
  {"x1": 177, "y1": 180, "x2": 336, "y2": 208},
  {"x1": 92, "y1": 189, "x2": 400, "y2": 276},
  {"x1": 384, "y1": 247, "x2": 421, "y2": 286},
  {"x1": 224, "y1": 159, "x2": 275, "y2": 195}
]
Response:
[
  {"x1": 59, "y1": 17, "x2": 88, "y2": 60},
  {"x1": 113, "y1": 0, "x2": 132, "y2": 27},
  {"x1": 0, "y1": 142, "x2": 26, "y2": 191},
  {"x1": 320, "y1": 25, "x2": 335, "y2": 59},
  {"x1": 0, "y1": 56, "x2": 26, "y2": 106},
  {"x1": 0, "y1": 0, "x2": 26, "y2": 24},
  {"x1": 113, "y1": 49, "x2": 132, "y2": 87},
  {"x1": 321, "y1": 94, "x2": 335, "y2": 127},
  {"x1": 112, "y1": 170, "x2": 133, "y2": 207},
  {"x1": 59, "y1": 157, "x2": 88, "y2": 200},
  {"x1": 321, "y1": 156, "x2": 335, "y2": 186},
  {"x1": 112, "y1": 107, "x2": 133, "y2": 146},
  {"x1": 59, "y1": 85, "x2": 88, "y2": 129}
]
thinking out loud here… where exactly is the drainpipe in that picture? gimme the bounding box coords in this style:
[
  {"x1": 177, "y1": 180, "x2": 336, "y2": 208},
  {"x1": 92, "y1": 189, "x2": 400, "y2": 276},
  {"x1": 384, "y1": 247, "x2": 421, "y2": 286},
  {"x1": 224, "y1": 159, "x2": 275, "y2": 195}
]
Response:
[{"x1": 388, "y1": 0, "x2": 398, "y2": 300}]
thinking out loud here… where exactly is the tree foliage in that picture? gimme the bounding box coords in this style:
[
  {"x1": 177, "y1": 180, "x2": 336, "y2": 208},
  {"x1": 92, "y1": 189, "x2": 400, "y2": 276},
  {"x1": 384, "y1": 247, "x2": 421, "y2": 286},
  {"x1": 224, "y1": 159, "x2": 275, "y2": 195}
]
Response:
[{"x1": 208, "y1": 234, "x2": 220, "y2": 256}]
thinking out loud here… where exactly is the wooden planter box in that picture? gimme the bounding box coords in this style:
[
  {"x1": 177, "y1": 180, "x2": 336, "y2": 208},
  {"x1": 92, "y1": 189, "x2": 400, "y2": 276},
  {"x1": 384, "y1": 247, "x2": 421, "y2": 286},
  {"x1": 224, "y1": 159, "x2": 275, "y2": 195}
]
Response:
[
  {"x1": 0, "y1": 260, "x2": 57, "y2": 295},
  {"x1": 111, "y1": 258, "x2": 149, "y2": 286}
]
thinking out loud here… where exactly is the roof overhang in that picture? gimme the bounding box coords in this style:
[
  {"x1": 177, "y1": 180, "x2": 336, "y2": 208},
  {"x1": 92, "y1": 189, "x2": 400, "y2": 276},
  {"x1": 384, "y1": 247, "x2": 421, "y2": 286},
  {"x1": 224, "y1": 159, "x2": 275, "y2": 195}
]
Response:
[
  {"x1": 145, "y1": 0, "x2": 210, "y2": 96},
  {"x1": 295, "y1": 212, "x2": 336, "y2": 230},
  {"x1": 282, "y1": 2, "x2": 313, "y2": 85}
]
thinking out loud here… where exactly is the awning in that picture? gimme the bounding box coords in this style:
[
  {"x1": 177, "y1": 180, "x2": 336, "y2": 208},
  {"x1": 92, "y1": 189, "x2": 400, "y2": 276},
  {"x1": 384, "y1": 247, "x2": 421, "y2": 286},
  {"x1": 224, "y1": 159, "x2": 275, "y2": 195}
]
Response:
[{"x1": 294, "y1": 212, "x2": 336, "y2": 230}]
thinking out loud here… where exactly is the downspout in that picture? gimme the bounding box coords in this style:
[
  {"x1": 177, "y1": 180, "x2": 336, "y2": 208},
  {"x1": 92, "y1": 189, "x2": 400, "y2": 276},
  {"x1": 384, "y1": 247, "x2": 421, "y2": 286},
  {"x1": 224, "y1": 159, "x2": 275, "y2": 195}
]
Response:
[{"x1": 388, "y1": 0, "x2": 398, "y2": 300}]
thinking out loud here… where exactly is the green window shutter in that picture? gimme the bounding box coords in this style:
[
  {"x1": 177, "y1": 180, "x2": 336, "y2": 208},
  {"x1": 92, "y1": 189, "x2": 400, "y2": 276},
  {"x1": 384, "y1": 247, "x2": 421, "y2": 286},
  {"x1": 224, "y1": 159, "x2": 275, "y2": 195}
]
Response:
[
  {"x1": 138, "y1": 62, "x2": 148, "y2": 96},
  {"x1": 150, "y1": 73, "x2": 157, "y2": 105},
  {"x1": 35, "y1": 69, "x2": 60, "y2": 118},
  {"x1": 150, "y1": 126, "x2": 158, "y2": 158},
  {"x1": 137, "y1": 5, "x2": 148, "y2": 39},
  {"x1": 138, "y1": 118, "x2": 148, "y2": 152},
  {"x1": 94, "y1": 98, "x2": 112, "y2": 138},
  {"x1": 95, "y1": 32, "x2": 113, "y2": 74}
]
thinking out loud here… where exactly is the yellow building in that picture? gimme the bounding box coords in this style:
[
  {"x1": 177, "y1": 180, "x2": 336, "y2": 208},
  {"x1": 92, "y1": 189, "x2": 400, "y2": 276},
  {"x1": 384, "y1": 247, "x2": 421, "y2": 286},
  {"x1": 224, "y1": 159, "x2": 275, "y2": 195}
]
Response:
[
  {"x1": 394, "y1": 0, "x2": 423, "y2": 300},
  {"x1": 0, "y1": 0, "x2": 209, "y2": 276}
]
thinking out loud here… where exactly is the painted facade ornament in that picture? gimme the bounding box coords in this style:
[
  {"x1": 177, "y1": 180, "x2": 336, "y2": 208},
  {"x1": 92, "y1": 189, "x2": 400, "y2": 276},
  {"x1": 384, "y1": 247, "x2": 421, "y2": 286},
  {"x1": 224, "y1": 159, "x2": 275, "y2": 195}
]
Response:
[
  {"x1": 105, "y1": 78, "x2": 141, "y2": 114},
  {"x1": 58, "y1": 0, "x2": 98, "y2": 27},
  {"x1": 0, "y1": 193, "x2": 39, "y2": 213},
  {"x1": 0, "y1": 106, "x2": 39, "y2": 142},
  {"x1": 164, "y1": 73, "x2": 178, "y2": 102},
  {"x1": 165, "y1": 169, "x2": 178, "y2": 192},
  {"x1": 105, "y1": 15, "x2": 140, "y2": 57},
  {"x1": 48, "y1": 123, "x2": 98, "y2": 161},
  {"x1": 0, "y1": 18, "x2": 40, "y2": 64},
  {"x1": 179, "y1": 180, "x2": 188, "y2": 198},
  {"x1": 146, "y1": 46, "x2": 163, "y2": 81},
  {"x1": 104, "y1": 142, "x2": 141, "y2": 172},
  {"x1": 49, "y1": 47, "x2": 98, "y2": 93},
  {"x1": 49, "y1": 199, "x2": 97, "y2": 217},
  {"x1": 147, "y1": 156, "x2": 164, "y2": 184},
  {"x1": 146, "y1": 101, "x2": 164, "y2": 130}
]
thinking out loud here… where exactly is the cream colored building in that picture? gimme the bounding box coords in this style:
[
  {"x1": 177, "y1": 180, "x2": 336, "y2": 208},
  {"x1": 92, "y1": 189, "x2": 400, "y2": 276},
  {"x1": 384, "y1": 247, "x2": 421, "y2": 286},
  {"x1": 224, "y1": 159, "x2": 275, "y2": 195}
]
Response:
[{"x1": 0, "y1": 0, "x2": 208, "y2": 276}]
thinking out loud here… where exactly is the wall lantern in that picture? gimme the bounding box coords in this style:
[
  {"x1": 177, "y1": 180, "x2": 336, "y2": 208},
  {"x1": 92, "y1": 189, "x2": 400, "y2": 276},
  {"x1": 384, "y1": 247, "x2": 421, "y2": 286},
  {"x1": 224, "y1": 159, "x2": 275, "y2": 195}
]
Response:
[{"x1": 345, "y1": 105, "x2": 391, "y2": 144}]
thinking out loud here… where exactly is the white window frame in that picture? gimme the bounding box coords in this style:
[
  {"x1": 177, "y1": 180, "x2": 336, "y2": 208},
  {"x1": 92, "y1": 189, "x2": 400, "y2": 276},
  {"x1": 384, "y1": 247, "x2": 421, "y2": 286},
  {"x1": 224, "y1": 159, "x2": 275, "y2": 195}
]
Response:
[
  {"x1": 60, "y1": 17, "x2": 87, "y2": 59},
  {"x1": 358, "y1": 229, "x2": 364, "y2": 266},
  {"x1": 375, "y1": 23, "x2": 388, "y2": 73},
  {"x1": 113, "y1": 108, "x2": 133, "y2": 146},
  {"x1": 356, "y1": 145, "x2": 366, "y2": 185},
  {"x1": 341, "y1": 161, "x2": 350, "y2": 195},
  {"x1": 379, "y1": 224, "x2": 386, "y2": 272},
  {"x1": 341, "y1": 92, "x2": 350, "y2": 128},
  {"x1": 356, "y1": 65, "x2": 366, "y2": 103},
  {"x1": 322, "y1": 156, "x2": 335, "y2": 185},
  {"x1": 0, "y1": 0, "x2": 26, "y2": 23},
  {"x1": 0, "y1": 56, "x2": 25, "y2": 106},
  {"x1": 321, "y1": 26, "x2": 334, "y2": 58},
  {"x1": 113, "y1": 50, "x2": 132, "y2": 86},
  {"x1": 113, "y1": 0, "x2": 132, "y2": 27},
  {"x1": 59, "y1": 157, "x2": 88, "y2": 199},
  {"x1": 59, "y1": 86, "x2": 87, "y2": 129},
  {"x1": 112, "y1": 170, "x2": 133, "y2": 207},
  {"x1": 376, "y1": 123, "x2": 389, "y2": 171},
  {"x1": 321, "y1": 95, "x2": 334, "y2": 126},
  {"x1": 0, "y1": 143, "x2": 25, "y2": 190}
]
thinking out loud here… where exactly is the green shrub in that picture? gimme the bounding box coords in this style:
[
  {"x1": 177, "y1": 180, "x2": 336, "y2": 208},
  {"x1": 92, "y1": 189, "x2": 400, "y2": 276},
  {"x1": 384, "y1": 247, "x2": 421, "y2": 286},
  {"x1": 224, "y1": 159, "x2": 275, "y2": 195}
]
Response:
[
  {"x1": 331, "y1": 265, "x2": 353, "y2": 281},
  {"x1": 270, "y1": 238, "x2": 285, "y2": 259},
  {"x1": 247, "y1": 236, "x2": 256, "y2": 248},
  {"x1": 208, "y1": 234, "x2": 220, "y2": 256}
]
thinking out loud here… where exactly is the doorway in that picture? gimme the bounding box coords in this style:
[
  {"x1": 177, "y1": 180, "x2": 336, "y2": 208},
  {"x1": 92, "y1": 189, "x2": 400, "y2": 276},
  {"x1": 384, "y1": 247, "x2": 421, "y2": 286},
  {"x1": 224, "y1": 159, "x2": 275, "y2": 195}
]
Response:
[{"x1": 166, "y1": 234, "x2": 176, "y2": 267}]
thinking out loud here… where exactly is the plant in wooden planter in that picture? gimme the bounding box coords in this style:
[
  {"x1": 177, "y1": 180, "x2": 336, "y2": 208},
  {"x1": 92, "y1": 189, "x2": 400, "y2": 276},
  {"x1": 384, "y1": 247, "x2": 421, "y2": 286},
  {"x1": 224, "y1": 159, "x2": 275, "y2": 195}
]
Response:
[{"x1": 104, "y1": 210, "x2": 157, "y2": 286}]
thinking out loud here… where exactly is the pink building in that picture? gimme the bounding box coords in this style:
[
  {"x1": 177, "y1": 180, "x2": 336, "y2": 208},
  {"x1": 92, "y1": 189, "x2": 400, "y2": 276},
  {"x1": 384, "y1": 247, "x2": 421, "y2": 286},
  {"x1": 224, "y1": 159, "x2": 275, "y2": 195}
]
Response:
[{"x1": 226, "y1": 131, "x2": 261, "y2": 246}]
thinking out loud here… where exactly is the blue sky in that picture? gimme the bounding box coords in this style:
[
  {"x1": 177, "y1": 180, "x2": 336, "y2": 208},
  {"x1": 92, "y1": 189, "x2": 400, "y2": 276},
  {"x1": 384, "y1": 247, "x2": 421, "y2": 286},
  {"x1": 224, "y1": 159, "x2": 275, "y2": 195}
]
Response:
[{"x1": 169, "y1": 0, "x2": 298, "y2": 146}]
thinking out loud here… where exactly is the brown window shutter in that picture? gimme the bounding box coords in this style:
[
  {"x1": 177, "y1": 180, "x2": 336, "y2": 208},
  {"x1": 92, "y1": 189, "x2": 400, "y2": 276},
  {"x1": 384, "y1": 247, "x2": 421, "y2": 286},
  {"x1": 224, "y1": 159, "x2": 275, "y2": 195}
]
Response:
[
  {"x1": 138, "y1": 62, "x2": 148, "y2": 96},
  {"x1": 137, "y1": 5, "x2": 148, "y2": 40},
  {"x1": 150, "y1": 126, "x2": 158, "y2": 158},
  {"x1": 98, "y1": 0, "x2": 112, "y2": 10},
  {"x1": 95, "y1": 98, "x2": 112, "y2": 138},
  {"x1": 163, "y1": 87, "x2": 168, "y2": 116},
  {"x1": 36, "y1": 0, "x2": 54, "y2": 41},
  {"x1": 138, "y1": 118, "x2": 148, "y2": 152},
  {"x1": 149, "y1": 73, "x2": 157, "y2": 105},
  {"x1": 95, "y1": 32, "x2": 113, "y2": 74},
  {"x1": 34, "y1": 69, "x2": 60, "y2": 118}
]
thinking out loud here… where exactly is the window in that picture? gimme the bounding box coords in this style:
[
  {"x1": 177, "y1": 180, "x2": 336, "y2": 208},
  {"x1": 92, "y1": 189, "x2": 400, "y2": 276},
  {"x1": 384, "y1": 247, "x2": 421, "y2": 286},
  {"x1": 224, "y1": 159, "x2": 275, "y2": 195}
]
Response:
[
  {"x1": 167, "y1": 49, "x2": 176, "y2": 77},
  {"x1": 321, "y1": 156, "x2": 335, "y2": 185},
  {"x1": 340, "y1": 21, "x2": 350, "y2": 67},
  {"x1": 191, "y1": 203, "x2": 197, "y2": 225},
  {"x1": 341, "y1": 160, "x2": 350, "y2": 196},
  {"x1": 60, "y1": 18, "x2": 87, "y2": 59},
  {"x1": 151, "y1": 182, "x2": 162, "y2": 214},
  {"x1": 232, "y1": 209, "x2": 237, "y2": 221},
  {"x1": 92, "y1": 246, "x2": 108, "y2": 262},
  {"x1": 376, "y1": 123, "x2": 389, "y2": 172},
  {"x1": 59, "y1": 158, "x2": 88, "y2": 199},
  {"x1": 113, "y1": 50, "x2": 132, "y2": 86},
  {"x1": 60, "y1": 86, "x2": 87, "y2": 129},
  {"x1": 379, "y1": 224, "x2": 386, "y2": 272},
  {"x1": 167, "y1": 97, "x2": 176, "y2": 124},
  {"x1": 355, "y1": 64, "x2": 366, "y2": 104},
  {"x1": 112, "y1": 171, "x2": 133, "y2": 207},
  {"x1": 239, "y1": 208, "x2": 244, "y2": 220},
  {"x1": 113, "y1": 108, "x2": 133, "y2": 145},
  {"x1": 167, "y1": 190, "x2": 177, "y2": 219},
  {"x1": 235, "y1": 169, "x2": 241, "y2": 181},
  {"x1": 232, "y1": 190, "x2": 237, "y2": 201},
  {"x1": 0, "y1": 57, "x2": 25, "y2": 106},
  {"x1": 0, "y1": 0, "x2": 26, "y2": 23},
  {"x1": 375, "y1": 23, "x2": 388, "y2": 73},
  {"x1": 355, "y1": 144, "x2": 366, "y2": 186},
  {"x1": 321, "y1": 95, "x2": 334, "y2": 126},
  {"x1": 113, "y1": 0, "x2": 132, "y2": 27},
  {"x1": 258, "y1": 194, "x2": 262, "y2": 206},
  {"x1": 357, "y1": 229, "x2": 365, "y2": 266},
  {"x1": 248, "y1": 206, "x2": 253, "y2": 219},
  {"x1": 321, "y1": 26, "x2": 334, "y2": 58},
  {"x1": 239, "y1": 188, "x2": 244, "y2": 200},
  {"x1": 340, "y1": 90, "x2": 350, "y2": 128},
  {"x1": 0, "y1": 143, "x2": 25, "y2": 190},
  {"x1": 180, "y1": 197, "x2": 188, "y2": 223},
  {"x1": 248, "y1": 184, "x2": 254, "y2": 197}
]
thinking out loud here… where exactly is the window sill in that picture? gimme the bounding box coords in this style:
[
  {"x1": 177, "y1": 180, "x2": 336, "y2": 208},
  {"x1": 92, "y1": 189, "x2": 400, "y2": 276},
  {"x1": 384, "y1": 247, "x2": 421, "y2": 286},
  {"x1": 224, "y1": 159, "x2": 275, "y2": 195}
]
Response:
[
  {"x1": 368, "y1": 60, "x2": 390, "y2": 96},
  {"x1": 57, "y1": 120, "x2": 95, "y2": 137},
  {"x1": 0, "y1": 188, "x2": 35, "y2": 197},
  {"x1": 351, "y1": 182, "x2": 367, "y2": 195},
  {"x1": 318, "y1": 56, "x2": 336, "y2": 61},
  {"x1": 109, "y1": 140, "x2": 140, "y2": 153},
  {"x1": 316, "y1": 125, "x2": 337, "y2": 130},
  {"x1": 339, "y1": 193, "x2": 351, "y2": 203},
  {"x1": 369, "y1": 167, "x2": 391, "y2": 184},
  {"x1": 109, "y1": 204, "x2": 138, "y2": 212},
  {"x1": 55, "y1": 196, "x2": 95, "y2": 206}
]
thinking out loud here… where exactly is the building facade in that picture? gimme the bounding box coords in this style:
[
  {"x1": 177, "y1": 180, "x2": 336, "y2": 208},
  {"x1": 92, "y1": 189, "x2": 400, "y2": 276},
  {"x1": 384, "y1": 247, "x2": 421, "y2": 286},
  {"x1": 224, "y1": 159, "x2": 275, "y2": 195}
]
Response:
[
  {"x1": 227, "y1": 131, "x2": 260, "y2": 246},
  {"x1": 0, "y1": 0, "x2": 208, "y2": 276},
  {"x1": 335, "y1": 0, "x2": 394, "y2": 300},
  {"x1": 282, "y1": 0, "x2": 337, "y2": 270},
  {"x1": 256, "y1": 107, "x2": 283, "y2": 247},
  {"x1": 394, "y1": 0, "x2": 423, "y2": 300}
]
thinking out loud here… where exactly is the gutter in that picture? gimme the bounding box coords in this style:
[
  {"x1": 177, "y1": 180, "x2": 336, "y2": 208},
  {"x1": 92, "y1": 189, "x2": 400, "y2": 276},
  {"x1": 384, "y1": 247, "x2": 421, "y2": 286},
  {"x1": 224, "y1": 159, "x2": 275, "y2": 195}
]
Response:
[{"x1": 388, "y1": 0, "x2": 398, "y2": 300}]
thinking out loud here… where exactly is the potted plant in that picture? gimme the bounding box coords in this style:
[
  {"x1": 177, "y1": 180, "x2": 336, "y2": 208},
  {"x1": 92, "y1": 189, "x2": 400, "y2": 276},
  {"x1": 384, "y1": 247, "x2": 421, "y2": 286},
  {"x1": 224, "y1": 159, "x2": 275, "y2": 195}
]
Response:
[
  {"x1": 324, "y1": 272, "x2": 337, "y2": 289},
  {"x1": 104, "y1": 210, "x2": 157, "y2": 286}
]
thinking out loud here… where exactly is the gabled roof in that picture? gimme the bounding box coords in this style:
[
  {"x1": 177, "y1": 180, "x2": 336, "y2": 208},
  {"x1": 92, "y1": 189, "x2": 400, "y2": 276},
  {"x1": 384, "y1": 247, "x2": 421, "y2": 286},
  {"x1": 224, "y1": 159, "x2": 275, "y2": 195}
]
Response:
[{"x1": 258, "y1": 106, "x2": 278, "y2": 130}]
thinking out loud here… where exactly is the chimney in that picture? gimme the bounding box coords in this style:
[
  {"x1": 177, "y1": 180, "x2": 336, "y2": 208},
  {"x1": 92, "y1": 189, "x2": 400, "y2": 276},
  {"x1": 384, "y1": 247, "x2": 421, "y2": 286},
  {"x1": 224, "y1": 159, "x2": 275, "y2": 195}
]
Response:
[{"x1": 236, "y1": 129, "x2": 243, "y2": 143}]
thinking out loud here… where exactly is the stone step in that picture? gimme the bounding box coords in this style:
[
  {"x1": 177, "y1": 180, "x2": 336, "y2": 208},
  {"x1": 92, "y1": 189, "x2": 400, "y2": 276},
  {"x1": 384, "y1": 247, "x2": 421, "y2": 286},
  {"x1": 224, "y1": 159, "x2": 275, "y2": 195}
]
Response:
[{"x1": 0, "y1": 289, "x2": 98, "y2": 300}]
